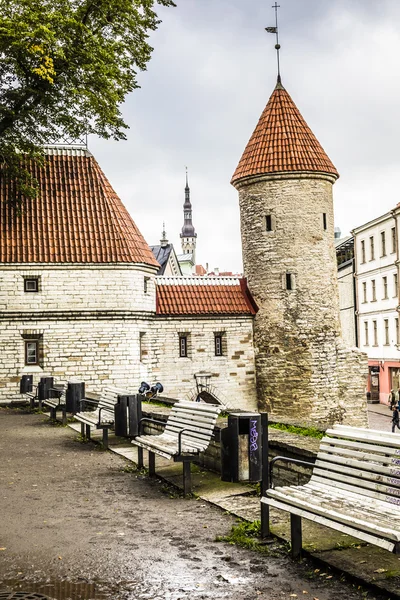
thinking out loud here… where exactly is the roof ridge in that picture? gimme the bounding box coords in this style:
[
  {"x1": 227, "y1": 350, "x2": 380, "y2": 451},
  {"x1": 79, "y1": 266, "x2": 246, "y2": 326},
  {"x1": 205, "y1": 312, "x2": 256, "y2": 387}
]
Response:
[{"x1": 156, "y1": 276, "x2": 241, "y2": 286}]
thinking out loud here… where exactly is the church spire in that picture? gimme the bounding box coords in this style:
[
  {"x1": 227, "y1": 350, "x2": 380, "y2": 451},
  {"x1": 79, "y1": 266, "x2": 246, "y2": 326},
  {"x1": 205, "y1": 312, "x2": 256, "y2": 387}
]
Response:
[
  {"x1": 160, "y1": 221, "x2": 168, "y2": 247},
  {"x1": 180, "y1": 167, "x2": 197, "y2": 262}
]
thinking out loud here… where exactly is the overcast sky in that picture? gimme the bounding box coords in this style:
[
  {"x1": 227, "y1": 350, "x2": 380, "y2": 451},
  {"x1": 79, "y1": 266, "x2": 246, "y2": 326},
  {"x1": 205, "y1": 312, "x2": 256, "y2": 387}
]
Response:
[{"x1": 89, "y1": 0, "x2": 400, "y2": 273}]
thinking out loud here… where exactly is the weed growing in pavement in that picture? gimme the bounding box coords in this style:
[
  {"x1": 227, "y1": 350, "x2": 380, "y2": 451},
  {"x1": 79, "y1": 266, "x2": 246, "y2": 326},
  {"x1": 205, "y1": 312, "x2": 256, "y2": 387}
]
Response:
[
  {"x1": 269, "y1": 422, "x2": 324, "y2": 439},
  {"x1": 215, "y1": 519, "x2": 285, "y2": 556},
  {"x1": 121, "y1": 463, "x2": 139, "y2": 474}
]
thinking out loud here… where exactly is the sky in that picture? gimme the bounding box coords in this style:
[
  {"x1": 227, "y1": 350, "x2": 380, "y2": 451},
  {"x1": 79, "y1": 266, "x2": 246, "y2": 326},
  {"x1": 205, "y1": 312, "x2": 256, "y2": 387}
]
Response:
[{"x1": 89, "y1": 0, "x2": 400, "y2": 273}]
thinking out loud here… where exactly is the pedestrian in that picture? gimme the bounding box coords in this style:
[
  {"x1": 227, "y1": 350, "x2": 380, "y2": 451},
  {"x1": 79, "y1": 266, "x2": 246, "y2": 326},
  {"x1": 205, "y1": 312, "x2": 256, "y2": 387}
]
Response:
[
  {"x1": 389, "y1": 389, "x2": 397, "y2": 410},
  {"x1": 392, "y1": 406, "x2": 400, "y2": 433}
]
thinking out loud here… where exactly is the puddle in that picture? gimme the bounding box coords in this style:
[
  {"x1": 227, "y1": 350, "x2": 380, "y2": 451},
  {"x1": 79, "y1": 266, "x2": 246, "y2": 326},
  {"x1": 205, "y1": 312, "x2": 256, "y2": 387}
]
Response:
[{"x1": 0, "y1": 579, "x2": 109, "y2": 600}]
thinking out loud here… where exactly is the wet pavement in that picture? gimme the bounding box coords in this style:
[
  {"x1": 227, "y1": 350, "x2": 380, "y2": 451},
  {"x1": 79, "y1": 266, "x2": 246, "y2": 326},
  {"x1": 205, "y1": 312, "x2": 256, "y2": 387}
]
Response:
[{"x1": 0, "y1": 408, "x2": 393, "y2": 600}]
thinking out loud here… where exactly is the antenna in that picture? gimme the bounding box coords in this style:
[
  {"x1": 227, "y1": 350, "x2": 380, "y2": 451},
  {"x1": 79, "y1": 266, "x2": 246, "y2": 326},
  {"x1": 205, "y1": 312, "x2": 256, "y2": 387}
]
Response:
[{"x1": 265, "y1": 2, "x2": 282, "y2": 84}]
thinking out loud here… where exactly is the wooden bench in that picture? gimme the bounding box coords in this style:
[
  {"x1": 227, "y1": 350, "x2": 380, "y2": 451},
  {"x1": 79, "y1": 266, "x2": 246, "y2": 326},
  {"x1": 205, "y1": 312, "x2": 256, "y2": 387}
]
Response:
[
  {"x1": 262, "y1": 424, "x2": 400, "y2": 558},
  {"x1": 131, "y1": 400, "x2": 221, "y2": 496},
  {"x1": 43, "y1": 384, "x2": 67, "y2": 425},
  {"x1": 74, "y1": 387, "x2": 129, "y2": 449}
]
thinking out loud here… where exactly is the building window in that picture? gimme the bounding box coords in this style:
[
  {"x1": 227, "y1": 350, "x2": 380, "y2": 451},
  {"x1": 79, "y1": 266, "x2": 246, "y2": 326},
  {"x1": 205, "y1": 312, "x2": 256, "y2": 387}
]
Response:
[
  {"x1": 266, "y1": 215, "x2": 272, "y2": 232},
  {"x1": 383, "y1": 276, "x2": 388, "y2": 299},
  {"x1": 371, "y1": 279, "x2": 376, "y2": 301},
  {"x1": 394, "y1": 273, "x2": 398, "y2": 298},
  {"x1": 322, "y1": 213, "x2": 327, "y2": 230},
  {"x1": 362, "y1": 282, "x2": 367, "y2": 303},
  {"x1": 392, "y1": 227, "x2": 396, "y2": 254},
  {"x1": 384, "y1": 319, "x2": 389, "y2": 345},
  {"x1": 370, "y1": 236, "x2": 375, "y2": 260},
  {"x1": 24, "y1": 277, "x2": 39, "y2": 293},
  {"x1": 361, "y1": 240, "x2": 366, "y2": 264},
  {"x1": 144, "y1": 277, "x2": 150, "y2": 294},
  {"x1": 364, "y1": 322, "x2": 369, "y2": 346},
  {"x1": 381, "y1": 231, "x2": 386, "y2": 257},
  {"x1": 25, "y1": 340, "x2": 39, "y2": 365},
  {"x1": 373, "y1": 320, "x2": 378, "y2": 346},
  {"x1": 179, "y1": 334, "x2": 188, "y2": 358},
  {"x1": 396, "y1": 318, "x2": 399, "y2": 345},
  {"x1": 285, "y1": 273, "x2": 295, "y2": 291},
  {"x1": 139, "y1": 332, "x2": 147, "y2": 361}
]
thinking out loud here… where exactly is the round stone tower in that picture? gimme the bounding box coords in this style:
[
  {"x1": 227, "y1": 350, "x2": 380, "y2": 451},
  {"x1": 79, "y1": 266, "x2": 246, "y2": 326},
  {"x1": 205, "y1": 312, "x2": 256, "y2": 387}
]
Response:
[{"x1": 231, "y1": 79, "x2": 368, "y2": 426}]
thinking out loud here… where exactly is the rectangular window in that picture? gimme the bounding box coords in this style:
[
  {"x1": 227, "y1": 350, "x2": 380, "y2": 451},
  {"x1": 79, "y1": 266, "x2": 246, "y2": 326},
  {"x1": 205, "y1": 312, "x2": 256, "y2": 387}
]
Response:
[
  {"x1": 371, "y1": 279, "x2": 376, "y2": 301},
  {"x1": 24, "y1": 278, "x2": 39, "y2": 293},
  {"x1": 265, "y1": 215, "x2": 272, "y2": 232},
  {"x1": 392, "y1": 227, "x2": 396, "y2": 254},
  {"x1": 323, "y1": 213, "x2": 327, "y2": 230},
  {"x1": 364, "y1": 321, "x2": 369, "y2": 346},
  {"x1": 139, "y1": 332, "x2": 147, "y2": 361},
  {"x1": 361, "y1": 240, "x2": 366, "y2": 264},
  {"x1": 384, "y1": 319, "x2": 389, "y2": 345},
  {"x1": 286, "y1": 273, "x2": 293, "y2": 290},
  {"x1": 383, "y1": 276, "x2": 388, "y2": 299},
  {"x1": 373, "y1": 320, "x2": 378, "y2": 346},
  {"x1": 396, "y1": 318, "x2": 399, "y2": 345},
  {"x1": 215, "y1": 334, "x2": 223, "y2": 356},
  {"x1": 144, "y1": 277, "x2": 150, "y2": 294},
  {"x1": 362, "y1": 282, "x2": 367, "y2": 303},
  {"x1": 25, "y1": 340, "x2": 38, "y2": 365},
  {"x1": 381, "y1": 231, "x2": 386, "y2": 257},
  {"x1": 394, "y1": 273, "x2": 398, "y2": 298},
  {"x1": 370, "y1": 236, "x2": 375, "y2": 260},
  {"x1": 179, "y1": 335, "x2": 188, "y2": 358}
]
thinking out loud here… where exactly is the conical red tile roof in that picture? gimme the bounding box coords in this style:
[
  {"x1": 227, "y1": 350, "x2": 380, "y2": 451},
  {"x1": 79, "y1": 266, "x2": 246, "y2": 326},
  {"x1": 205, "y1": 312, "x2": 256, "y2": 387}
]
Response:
[
  {"x1": 0, "y1": 147, "x2": 159, "y2": 266},
  {"x1": 231, "y1": 82, "x2": 338, "y2": 184}
]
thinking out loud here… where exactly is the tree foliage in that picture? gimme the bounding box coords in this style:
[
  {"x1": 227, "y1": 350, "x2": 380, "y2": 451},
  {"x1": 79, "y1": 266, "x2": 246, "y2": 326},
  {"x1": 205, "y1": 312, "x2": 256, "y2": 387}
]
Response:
[{"x1": 0, "y1": 0, "x2": 175, "y2": 200}]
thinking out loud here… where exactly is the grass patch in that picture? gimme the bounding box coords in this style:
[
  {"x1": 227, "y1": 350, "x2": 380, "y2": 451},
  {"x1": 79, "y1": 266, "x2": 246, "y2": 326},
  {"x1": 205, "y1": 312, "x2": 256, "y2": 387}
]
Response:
[
  {"x1": 216, "y1": 520, "x2": 283, "y2": 555},
  {"x1": 269, "y1": 423, "x2": 324, "y2": 439},
  {"x1": 142, "y1": 400, "x2": 170, "y2": 409}
]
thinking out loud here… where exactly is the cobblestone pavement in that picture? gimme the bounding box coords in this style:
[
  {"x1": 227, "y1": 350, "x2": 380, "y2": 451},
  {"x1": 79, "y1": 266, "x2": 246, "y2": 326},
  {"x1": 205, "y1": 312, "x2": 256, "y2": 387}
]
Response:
[{"x1": 368, "y1": 404, "x2": 393, "y2": 432}]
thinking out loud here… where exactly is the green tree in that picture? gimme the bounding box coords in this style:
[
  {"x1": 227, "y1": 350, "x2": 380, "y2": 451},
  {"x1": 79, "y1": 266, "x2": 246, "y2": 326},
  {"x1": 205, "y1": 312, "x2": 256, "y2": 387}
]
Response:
[{"x1": 0, "y1": 0, "x2": 175, "y2": 200}]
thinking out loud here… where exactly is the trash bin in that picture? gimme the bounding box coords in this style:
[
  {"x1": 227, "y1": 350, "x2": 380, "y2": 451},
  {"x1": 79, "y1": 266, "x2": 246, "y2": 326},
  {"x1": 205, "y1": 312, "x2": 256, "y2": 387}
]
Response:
[
  {"x1": 114, "y1": 394, "x2": 143, "y2": 438},
  {"x1": 37, "y1": 377, "x2": 54, "y2": 403},
  {"x1": 20, "y1": 374, "x2": 33, "y2": 394},
  {"x1": 221, "y1": 412, "x2": 262, "y2": 482},
  {"x1": 66, "y1": 382, "x2": 85, "y2": 414}
]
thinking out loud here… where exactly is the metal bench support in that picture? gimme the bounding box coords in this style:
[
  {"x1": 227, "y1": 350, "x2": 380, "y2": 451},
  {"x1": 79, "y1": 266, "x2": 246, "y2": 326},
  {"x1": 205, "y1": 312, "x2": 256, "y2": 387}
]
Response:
[
  {"x1": 81, "y1": 423, "x2": 85, "y2": 438},
  {"x1": 137, "y1": 446, "x2": 144, "y2": 469},
  {"x1": 102, "y1": 427, "x2": 109, "y2": 450},
  {"x1": 182, "y1": 459, "x2": 192, "y2": 497},
  {"x1": 149, "y1": 451, "x2": 156, "y2": 475},
  {"x1": 290, "y1": 514, "x2": 302, "y2": 560}
]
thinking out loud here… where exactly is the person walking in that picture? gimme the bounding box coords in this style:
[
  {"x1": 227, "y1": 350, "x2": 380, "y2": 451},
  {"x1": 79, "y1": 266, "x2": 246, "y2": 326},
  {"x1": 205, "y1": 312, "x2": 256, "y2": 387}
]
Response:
[
  {"x1": 389, "y1": 389, "x2": 397, "y2": 410},
  {"x1": 392, "y1": 405, "x2": 400, "y2": 433}
]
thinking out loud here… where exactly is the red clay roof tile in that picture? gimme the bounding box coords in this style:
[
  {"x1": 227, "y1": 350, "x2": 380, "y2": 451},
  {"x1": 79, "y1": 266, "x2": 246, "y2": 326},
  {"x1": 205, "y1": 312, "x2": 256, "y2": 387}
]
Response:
[
  {"x1": 231, "y1": 82, "x2": 338, "y2": 184},
  {"x1": 0, "y1": 148, "x2": 159, "y2": 266}
]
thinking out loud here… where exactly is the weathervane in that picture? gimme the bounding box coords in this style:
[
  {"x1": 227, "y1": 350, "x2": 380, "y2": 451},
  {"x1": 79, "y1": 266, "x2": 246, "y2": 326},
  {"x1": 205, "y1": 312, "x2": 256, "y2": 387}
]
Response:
[{"x1": 265, "y1": 2, "x2": 281, "y2": 84}]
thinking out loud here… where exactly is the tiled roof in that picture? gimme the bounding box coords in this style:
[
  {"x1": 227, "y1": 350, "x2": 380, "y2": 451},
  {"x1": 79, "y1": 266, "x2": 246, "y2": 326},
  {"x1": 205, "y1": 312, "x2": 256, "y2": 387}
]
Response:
[
  {"x1": 231, "y1": 82, "x2": 339, "y2": 184},
  {"x1": 156, "y1": 277, "x2": 258, "y2": 316},
  {"x1": 0, "y1": 146, "x2": 159, "y2": 266}
]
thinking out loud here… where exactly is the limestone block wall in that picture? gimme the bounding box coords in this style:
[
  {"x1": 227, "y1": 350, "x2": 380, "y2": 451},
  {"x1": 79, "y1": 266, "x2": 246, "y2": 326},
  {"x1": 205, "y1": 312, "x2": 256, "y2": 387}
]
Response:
[
  {"x1": 146, "y1": 316, "x2": 258, "y2": 411},
  {"x1": 0, "y1": 316, "x2": 153, "y2": 403},
  {"x1": 0, "y1": 265, "x2": 156, "y2": 313},
  {"x1": 236, "y1": 174, "x2": 368, "y2": 426}
]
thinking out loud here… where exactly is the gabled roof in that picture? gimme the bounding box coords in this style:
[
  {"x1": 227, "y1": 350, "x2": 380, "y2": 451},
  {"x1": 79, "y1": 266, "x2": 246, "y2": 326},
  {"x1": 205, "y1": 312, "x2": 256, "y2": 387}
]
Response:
[
  {"x1": 156, "y1": 277, "x2": 258, "y2": 316},
  {"x1": 0, "y1": 146, "x2": 159, "y2": 266},
  {"x1": 231, "y1": 82, "x2": 339, "y2": 184},
  {"x1": 150, "y1": 243, "x2": 182, "y2": 276}
]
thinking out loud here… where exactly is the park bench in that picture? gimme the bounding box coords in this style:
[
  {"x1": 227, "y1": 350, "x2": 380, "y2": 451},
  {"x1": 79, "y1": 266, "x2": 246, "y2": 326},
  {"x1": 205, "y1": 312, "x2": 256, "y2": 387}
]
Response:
[
  {"x1": 43, "y1": 383, "x2": 67, "y2": 425},
  {"x1": 73, "y1": 386, "x2": 129, "y2": 449},
  {"x1": 262, "y1": 424, "x2": 400, "y2": 558},
  {"x1": 131, "y1": 400, "x2": 221, "y2": 495}
]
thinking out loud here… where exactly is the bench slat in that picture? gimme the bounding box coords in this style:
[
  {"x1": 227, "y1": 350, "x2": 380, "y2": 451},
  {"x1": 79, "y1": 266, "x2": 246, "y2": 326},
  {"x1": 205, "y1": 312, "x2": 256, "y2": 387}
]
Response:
[
  {"x1": 319, "y1": 444, "x2": 400, "y2": 467},
  {"x1": 321, "y1": 437, "x2": 400, "y2": 457},
  {"x1": 326, "y1": 427, "x2": 400, "y2": 449},
  {"x1": 316, "y1": 452, "x2": 400, "y2": 482},
  {"x1": 311, "y1": 474, "x2": 400, "y2": 507},
  {"x1": 313, "y1": 466, "x2": 400, "y2": 498}
]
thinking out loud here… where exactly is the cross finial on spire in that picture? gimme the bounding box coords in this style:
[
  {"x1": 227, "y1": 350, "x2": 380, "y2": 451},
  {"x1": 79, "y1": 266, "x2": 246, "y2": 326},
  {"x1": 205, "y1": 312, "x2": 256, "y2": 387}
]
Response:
[
  {"x1": 185, "y1": 165, "x2": 189, "y2": 188},
  {"x1": 160, "y1": 221, "x2": 168, "y2": 246},
  {"x1": 265, "y1": 2, "x2": 282, "y2": 84}
]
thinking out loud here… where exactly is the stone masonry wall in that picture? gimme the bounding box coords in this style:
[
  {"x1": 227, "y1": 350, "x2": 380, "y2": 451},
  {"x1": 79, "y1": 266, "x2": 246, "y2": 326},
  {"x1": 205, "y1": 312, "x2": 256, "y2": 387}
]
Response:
[
  {"x1": 146, "y1": 316, "x2": 258, "y2": 411},
  {"x1": 236, "y1": 174, "x2": 368, "y2": 426}
]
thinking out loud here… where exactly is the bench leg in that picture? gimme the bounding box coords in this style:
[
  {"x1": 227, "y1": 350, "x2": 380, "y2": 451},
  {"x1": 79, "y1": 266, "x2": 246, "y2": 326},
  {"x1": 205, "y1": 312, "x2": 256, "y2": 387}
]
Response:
[
  {"x1": 50, "y1": 407, "x2": 56, "y2": 421},
  {"x1": 62, "y1": 407, "x2": 67, "y2": 426},
  {"x1": 81, "y1": 423, "x2": 85, "y2": 438},
  {"x1": 38, "y1": 398, "x2": 42, "y2": 411},
  {"x1": 86, "y1": 424, "x2": 91, "y2": 440},
  {"x1": 149, "y1": 451, "x2": 155, "y2": 475},
  {"x1": 102, "y1": 427, "x2": 109, "y2": 450},
  {"x1": 290, "y1": 514, "x2": 302, "y2": 560},
  {"x1": 137, "y1": 446, "x2": 144, "y2": 469},
  {"x1": 30, "y1": 396, "x2": 35, "y2": 410},
  {"x1": 182, "y1": 460, "x2": 192, "y2": 497},
  {"x1": 395, "y1": 542, "x2": 400, "y2": 555}
]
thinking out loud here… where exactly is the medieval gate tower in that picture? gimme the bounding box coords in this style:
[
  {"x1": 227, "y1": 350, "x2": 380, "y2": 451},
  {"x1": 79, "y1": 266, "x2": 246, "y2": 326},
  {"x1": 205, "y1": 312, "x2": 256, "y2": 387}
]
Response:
[{"x1": 231, "y1": 78, "x2": 368, "y2": 426}]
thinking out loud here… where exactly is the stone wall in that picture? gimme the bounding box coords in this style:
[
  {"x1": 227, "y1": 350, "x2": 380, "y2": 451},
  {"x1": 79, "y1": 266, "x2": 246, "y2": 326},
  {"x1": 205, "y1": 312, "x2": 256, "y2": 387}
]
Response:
[
  {"x1": 147, "y1": 316, "x2": 258, "y2": 411},
  {"x1": 235, "y1": 174, "x2": 368, "y2": 426}
]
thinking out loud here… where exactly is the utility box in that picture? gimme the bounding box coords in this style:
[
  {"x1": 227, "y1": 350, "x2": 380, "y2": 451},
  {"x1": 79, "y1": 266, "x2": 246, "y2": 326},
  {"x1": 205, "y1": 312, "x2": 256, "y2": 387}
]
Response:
[
  {"x1": 66, "y1": 382, "x2": 85, "y2": 414},
  {"x1": 114, "y1": 394, "x2": 143, "y2": 438},
  {"x1": 20, "y1": 375, "x2": 33, "y2": 394},
  {"x1": 221, "y1": 412, "x2": 262, "y2": 483}
]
